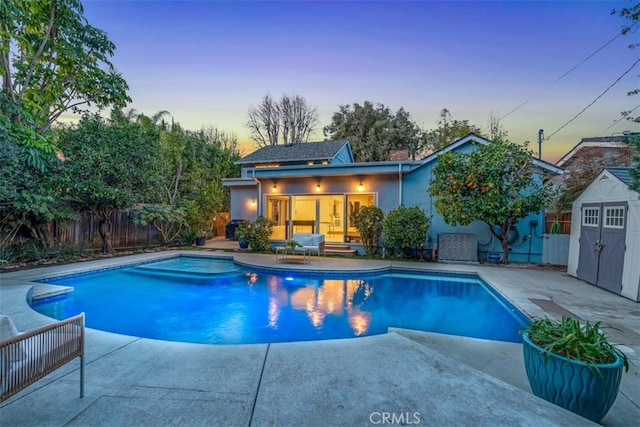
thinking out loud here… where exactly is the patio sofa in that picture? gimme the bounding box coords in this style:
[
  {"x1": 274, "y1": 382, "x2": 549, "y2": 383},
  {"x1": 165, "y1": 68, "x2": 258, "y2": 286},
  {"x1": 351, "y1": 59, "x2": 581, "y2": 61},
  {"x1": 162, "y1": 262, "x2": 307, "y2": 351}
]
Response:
[
  {"x1": 293, "y1": 233, "x2": 325, "y2": 257},
  {"x1": 1, "y1": 313, "x2": 85, "y2": 402}
]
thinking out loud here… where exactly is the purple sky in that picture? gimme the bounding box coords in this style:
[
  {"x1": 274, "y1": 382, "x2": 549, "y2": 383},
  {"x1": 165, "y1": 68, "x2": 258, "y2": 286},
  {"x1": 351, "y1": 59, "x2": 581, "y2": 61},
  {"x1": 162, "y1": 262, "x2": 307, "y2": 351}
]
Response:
[{"x1": 79, "y1": 0, "x2": 639, "y2": 162}]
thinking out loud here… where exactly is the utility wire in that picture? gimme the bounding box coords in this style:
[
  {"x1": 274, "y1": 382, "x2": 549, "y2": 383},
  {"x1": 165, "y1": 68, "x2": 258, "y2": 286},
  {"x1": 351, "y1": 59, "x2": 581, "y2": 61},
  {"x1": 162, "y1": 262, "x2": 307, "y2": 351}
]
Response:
[
  {"x1": 546, "y1": 57, "x2": 640, "y2": 140},
  {"x1": 599, "y1": 104, "x2": 640, "y2": 134},
  {"x1": 500, "y1": 22, "x2": 638, "y2": 121}
]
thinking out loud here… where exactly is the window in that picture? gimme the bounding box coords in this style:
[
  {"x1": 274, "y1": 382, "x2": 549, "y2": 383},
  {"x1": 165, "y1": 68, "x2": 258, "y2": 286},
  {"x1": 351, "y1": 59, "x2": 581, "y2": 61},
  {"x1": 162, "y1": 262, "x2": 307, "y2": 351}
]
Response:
[
  {"x1": 604, "y1": 207, "x2": 624, "y2": 229},
  {"x1": 582, "y1": 207, "x2": 599, "y2": 227}
]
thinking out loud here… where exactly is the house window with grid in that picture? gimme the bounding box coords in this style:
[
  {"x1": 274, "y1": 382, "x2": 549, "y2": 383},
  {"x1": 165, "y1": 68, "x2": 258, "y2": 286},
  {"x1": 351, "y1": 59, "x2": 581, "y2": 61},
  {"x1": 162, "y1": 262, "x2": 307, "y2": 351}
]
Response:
[
  {"x1": 582, "y1": 207, "x2": 599, "y2": 227},
  {"x1": 604, "y1": 207, "x2": 624, "y2": 229}
]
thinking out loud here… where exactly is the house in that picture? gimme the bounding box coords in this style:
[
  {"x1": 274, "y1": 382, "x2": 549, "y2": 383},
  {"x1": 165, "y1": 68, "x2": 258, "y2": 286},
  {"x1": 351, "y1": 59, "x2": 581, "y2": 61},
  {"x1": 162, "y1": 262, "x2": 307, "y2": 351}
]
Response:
[
  {"x1": 546, "y1": 134, "x2": 635, "y2": 234},
  {"x1": 223, "y1": 133, "x2": 563, "y2": 263},
  {"x1": 555, "y1": 135, "x2": 635, "y2": 169},
  {"x1": 567, "y1": 167, "x2": 640, "y2": 302}
]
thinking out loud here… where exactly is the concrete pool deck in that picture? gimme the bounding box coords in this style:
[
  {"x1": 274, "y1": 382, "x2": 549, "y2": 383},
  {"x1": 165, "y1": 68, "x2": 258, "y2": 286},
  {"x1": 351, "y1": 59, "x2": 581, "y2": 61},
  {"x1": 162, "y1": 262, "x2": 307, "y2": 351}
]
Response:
[{"x1": 0, "y1": 250, "x2": 638, "y2": 426}]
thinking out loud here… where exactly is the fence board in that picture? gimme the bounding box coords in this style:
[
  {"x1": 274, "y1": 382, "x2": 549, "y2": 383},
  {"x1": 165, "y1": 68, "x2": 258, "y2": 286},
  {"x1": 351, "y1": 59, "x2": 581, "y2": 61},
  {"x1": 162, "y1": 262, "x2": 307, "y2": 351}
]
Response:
[
  {"x1": 53, "y1": 211, "x2": 158, "y2": 250},
  {"x1": 542, "y1": 234, "x2": 570, "y2": 266},
  {"x1": 545, "y1": 213, "x2": 572, "y2": 234}
]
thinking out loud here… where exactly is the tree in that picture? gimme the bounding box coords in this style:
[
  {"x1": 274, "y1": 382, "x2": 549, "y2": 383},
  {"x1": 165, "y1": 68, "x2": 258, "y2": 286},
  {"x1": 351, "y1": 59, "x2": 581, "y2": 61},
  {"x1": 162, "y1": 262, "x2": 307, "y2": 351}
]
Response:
[
  {"x1": 392, "y1": 108, "x2": 422, "y2": 160},
  {"x1": 324, "y1": 101, "x2": 420, "y2": 162},
  {"x1": 246, "y1": 94, "x2": 318, "y2": 147},
  {"x1": 427, "y1": 108, "x2": 483, "y2": 151},
  {"x1": 0, "y1": 0, "x2": 130, "y2": 141},
  {"x1": 625, "y1": 134, "x2": 640, "y2": 193},
  {"x1": 0, "y1": 0, "x2": 130, "y2": 249},
  {"x1": 57, "y1": 111, "x2": 159, "y2": 253},
  {"x1": 615, "y1": 2, "x2": 640, "y2": 192},
  {"x1": 428, "y1": 139, "x2": 553, "y2": 264}
]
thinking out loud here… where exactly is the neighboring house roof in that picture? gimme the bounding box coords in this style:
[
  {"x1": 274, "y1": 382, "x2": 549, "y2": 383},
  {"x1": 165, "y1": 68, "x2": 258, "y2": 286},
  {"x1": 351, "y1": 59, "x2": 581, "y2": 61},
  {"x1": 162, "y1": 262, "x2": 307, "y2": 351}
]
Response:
[
  {"x1": 555, "y1": 134, "x2": 636, "y2": 168},
  {"x1": 606, "y1": 167, "x2": 633, "y2": 187},
  {"x1": 236, "y1": 140, "x2": 353, "y2": 166}
]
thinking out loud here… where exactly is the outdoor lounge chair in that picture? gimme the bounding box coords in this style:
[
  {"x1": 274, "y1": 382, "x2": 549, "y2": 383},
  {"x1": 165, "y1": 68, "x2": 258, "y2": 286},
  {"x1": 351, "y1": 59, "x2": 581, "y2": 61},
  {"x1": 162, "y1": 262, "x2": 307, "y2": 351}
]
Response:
[{"x1": 0, "y1": 313, "x2": 85, "y2": 402}]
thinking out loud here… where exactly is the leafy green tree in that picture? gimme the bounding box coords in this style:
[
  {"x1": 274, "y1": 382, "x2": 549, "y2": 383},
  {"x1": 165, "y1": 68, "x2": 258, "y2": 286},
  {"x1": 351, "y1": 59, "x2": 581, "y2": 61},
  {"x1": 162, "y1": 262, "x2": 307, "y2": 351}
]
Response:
[
  {"x1": 0, "y1": 0, "x2": 130, "y2": 249},
  {"x1": 615, "y1": 3, "x2": 640, "y2": 193},
  {"x1": 0, "y1": 104, "x2": 75, "y2": 248},
  {"x1": 324, "y1": 101, "x2": 420, "y2": 162},
  {"x1": 349, "y1": 205, "x2": 384, "y2": 256},
  {"x1": 382, "y1": 205, "x2": 430, "y2": 257},
  {"x1": 429, "y1": 139, "x2": 553, "y2": 264},
  {"x1": 132, "y1": 204, "x2": 186, "y2": 245},
  {"x1": 392, "y1": 108, "x2": 422, "y2": 160},
  {"x1": 625, "y1": 134, "x2": 640, "y2": 193},
  {"x1": 0, "y1": 0, "x2": 130, "y2": 161},
  {"x1": 57, "y1": 111, "x2": 159, "y2": 253},
  {"x1": 425, "y1": 108, "x2": 483, "y2": 152}
]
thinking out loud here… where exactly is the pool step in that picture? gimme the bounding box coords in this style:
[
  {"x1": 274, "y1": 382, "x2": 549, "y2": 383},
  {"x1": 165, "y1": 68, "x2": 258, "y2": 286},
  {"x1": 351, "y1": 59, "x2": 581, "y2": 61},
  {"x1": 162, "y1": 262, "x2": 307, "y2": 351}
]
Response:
[{"x1": 324, "y1": 243, "x2": 357, "y2": 257}]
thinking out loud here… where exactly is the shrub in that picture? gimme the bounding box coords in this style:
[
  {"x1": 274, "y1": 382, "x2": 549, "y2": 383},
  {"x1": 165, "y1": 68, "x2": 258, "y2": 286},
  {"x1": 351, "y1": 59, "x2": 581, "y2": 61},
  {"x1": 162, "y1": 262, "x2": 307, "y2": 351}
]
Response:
[
  {"x1": 132, "y1": 204, "x2": 186, "y2": 245},
  {"x1": 240, "y1": 216, "x2": 274, "y2": 251},
  {"x1": 349, "y1": 205, "x2": 384, "y2": 256},
  {"x1": 382, "y1": 205, "x2": 430, "y2": 257},
  {"x1": 0, "y1": 245, "x2": 16, "y2": 265}
]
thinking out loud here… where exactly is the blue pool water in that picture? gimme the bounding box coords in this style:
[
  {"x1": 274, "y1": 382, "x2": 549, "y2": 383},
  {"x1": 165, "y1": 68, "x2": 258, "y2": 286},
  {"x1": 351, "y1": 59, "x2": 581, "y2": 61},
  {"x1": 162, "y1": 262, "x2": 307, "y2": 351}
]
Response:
[{"x1": 31, "y1": 257, "x2": 530, "y2": 344}]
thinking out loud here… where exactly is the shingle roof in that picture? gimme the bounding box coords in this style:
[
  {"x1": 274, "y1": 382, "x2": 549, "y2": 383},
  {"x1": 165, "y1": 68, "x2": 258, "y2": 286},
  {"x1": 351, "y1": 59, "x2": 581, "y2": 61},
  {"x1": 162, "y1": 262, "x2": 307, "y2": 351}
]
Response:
[
  {"x1": 606, "y1": 167, "x2": 633, "y2": 186},
  {"x1": 237, "y1": 140, "x2": 349, "y2": 164}
]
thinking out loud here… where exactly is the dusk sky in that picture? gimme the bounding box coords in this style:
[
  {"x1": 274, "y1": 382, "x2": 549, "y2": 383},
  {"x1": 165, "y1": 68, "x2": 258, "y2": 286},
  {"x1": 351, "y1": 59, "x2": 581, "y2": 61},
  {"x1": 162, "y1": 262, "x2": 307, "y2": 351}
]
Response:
[{"x1": 80, "y1": 0, "x2": 640, "y2": 162}]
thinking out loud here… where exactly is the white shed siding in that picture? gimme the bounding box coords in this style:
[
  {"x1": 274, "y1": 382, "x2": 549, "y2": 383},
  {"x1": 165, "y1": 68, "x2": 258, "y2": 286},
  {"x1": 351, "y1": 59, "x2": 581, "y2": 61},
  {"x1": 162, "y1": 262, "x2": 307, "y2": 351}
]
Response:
[
  {"x1": 567, "y1": 171, "x2": 640, "y2": 301},
  {"x1": 624, "y1": 199, "x2": 640, "y2": 301}
]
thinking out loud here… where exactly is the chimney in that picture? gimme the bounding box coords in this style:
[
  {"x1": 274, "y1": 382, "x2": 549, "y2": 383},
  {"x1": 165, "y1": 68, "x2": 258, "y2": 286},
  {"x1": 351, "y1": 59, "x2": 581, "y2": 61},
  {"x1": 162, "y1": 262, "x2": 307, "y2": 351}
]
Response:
[{"x1": 389, "y1": 148, "x2": 410, "y2": 161}]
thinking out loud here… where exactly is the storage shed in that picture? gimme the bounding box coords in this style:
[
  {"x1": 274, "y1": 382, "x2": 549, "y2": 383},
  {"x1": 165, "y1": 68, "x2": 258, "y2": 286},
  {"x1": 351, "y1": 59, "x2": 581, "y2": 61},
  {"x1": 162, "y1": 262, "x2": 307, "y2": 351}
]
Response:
[{"x1": 567, "y1": 167, "x2": 640, "y2": 302}]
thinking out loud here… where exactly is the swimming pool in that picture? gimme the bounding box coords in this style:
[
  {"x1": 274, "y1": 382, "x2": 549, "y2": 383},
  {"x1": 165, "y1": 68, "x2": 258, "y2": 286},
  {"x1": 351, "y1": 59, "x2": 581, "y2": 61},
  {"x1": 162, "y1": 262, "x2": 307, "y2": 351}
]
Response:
[{"x1": 31, "y1": 256, "x2": 530, "y2": 344}]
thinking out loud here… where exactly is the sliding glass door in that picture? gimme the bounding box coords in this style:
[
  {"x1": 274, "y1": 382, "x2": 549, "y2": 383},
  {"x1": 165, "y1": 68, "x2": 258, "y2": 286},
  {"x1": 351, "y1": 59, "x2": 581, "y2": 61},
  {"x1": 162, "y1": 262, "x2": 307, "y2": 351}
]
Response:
[{"x1": 265, "y1": 193, "x2": 374, "y2": 243}]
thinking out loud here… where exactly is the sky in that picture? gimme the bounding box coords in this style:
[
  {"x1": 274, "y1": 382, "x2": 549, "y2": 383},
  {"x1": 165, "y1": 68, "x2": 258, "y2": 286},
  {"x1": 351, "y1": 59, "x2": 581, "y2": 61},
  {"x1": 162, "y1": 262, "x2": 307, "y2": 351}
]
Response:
[{"x1": 78, "y1": 0, "x2": 640, "y2": 163}]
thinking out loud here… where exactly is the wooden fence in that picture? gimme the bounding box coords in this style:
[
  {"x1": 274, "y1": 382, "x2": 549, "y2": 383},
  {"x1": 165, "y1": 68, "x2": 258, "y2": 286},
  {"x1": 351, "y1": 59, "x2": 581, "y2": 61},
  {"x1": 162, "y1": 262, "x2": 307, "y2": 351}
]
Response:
[
  {"x1": 52, "y1": 211, "x2": 158, "y2": 250},
  {"x1": 51, "y1": 210, "x2": 231, "y2": 250},
  {"x1": 545, "y1": 212, "x2": 572, "y2": 234}
]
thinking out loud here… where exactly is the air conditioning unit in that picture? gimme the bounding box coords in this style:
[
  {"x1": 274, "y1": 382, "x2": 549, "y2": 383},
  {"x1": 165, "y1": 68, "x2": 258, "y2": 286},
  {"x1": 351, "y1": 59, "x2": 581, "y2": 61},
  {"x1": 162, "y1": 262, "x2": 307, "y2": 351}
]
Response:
[{"x1": 438, "y1": 233, "x2": 478, "y2": 263}]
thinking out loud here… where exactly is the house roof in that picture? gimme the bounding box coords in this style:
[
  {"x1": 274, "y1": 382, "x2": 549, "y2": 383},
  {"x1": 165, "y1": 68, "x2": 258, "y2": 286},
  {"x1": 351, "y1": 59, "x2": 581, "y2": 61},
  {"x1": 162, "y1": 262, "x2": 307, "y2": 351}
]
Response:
[
  {"x1": 606, "y1": 167, "x2": 633, "y2": 187},
  {"x1": 421, "y1": 133, "x2": 565, "y2": 175},
  {"x1": 236, "y1": 140, "x2": 351, "y2": 165},
  {"x1": 555, "y1": 134, "x2": 637, "y2": 167}
]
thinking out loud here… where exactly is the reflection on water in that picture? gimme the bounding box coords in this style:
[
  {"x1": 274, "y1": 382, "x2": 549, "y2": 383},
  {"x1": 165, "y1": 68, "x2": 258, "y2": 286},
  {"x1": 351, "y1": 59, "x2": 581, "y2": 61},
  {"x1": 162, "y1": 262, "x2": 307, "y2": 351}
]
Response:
[{"x1": 268, "y1": 277, "x2": 374, "y2": 336}]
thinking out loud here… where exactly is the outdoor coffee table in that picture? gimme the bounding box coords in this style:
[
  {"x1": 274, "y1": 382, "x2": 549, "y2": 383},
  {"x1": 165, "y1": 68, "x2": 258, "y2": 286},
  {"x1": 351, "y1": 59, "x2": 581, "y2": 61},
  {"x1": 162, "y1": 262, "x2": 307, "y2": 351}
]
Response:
[{"x1": 275, "y1": 246, "x2": 310, "y2": 264}]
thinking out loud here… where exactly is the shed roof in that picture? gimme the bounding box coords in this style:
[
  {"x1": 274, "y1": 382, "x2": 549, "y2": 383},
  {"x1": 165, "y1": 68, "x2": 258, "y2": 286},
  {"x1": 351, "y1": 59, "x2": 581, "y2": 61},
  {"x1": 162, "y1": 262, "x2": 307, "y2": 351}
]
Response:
[
  {"x1": 606, "y1": 167, "x2": 634, "y2": 187},
  {"x1": 237, "y1": 140, "x2": 351, "y2": 165}
]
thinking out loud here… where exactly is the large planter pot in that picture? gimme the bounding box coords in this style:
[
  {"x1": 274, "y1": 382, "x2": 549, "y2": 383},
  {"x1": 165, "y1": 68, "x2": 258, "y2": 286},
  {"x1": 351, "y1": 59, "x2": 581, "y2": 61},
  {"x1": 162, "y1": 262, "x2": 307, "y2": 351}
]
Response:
[
  {"x1": 238, "y1": 238, "x2": 249, "y2": 249},
  {"x1": 522, "y1": 332, "x2": 624, "y2": 422},
  {"x1": 195, "y1": 237, "x2": 206, "y2": 246}
]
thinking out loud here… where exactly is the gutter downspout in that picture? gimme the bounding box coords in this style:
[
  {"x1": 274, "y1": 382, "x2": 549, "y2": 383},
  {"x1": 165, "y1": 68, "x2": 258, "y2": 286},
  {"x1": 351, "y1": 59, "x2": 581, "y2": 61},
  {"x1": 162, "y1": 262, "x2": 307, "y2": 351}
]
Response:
[
  {"x1": 251, "y1": 170, "x2": 261, "y2": 217},
  {"x1": 398, "y1": 163, "x2": 403, "y2": 206}
]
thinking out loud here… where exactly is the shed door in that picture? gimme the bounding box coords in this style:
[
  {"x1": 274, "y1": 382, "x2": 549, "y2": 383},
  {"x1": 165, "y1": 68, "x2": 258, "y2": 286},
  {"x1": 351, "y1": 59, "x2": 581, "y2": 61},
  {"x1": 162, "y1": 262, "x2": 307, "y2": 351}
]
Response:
[
  {"x1": 576, "y1": 204, "x2": 600, "y2": 285},
  {"x1": 576, "y1": 203, "x2": 627, "y2": 295},
  {"x1": 597, "y1": 204, "x2": 626, "y2": 294}
]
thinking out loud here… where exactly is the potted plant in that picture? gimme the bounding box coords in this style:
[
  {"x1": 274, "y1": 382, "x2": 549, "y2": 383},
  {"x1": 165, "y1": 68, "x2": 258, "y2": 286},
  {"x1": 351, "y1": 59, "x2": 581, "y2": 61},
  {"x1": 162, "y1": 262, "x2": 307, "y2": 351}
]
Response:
[
  {"x1": 521, "y1": 316, "x2": 629, "y2": 422},
  {"x1": 235, "y1": 221, "x2": 251, "y2": 249},
  {"x1": 286, "y1": 239, "x2": 301, "y2": 250}
]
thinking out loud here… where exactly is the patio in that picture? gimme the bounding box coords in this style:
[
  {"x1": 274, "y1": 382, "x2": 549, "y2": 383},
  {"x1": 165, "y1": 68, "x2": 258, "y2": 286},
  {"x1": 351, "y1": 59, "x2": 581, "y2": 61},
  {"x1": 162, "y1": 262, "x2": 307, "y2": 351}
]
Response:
[{"x1": 0, "y1": 250, "x2": 638, "y2": 426}]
